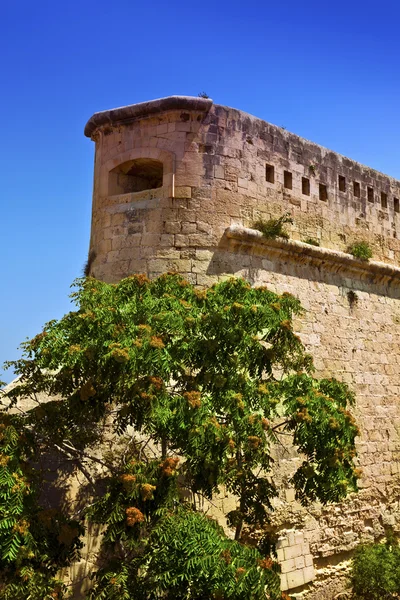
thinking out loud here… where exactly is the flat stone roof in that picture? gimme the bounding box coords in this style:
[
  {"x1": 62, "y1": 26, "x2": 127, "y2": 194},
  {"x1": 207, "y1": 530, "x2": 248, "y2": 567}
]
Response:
[{"x1": 84, "y1": 95, "x2": 213, "y2": 137}]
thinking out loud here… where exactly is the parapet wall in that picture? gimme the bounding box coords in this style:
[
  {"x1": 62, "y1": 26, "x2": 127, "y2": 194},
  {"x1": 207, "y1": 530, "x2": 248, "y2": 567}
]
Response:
[{"x1": 85, "y1": 97, "x2": 400, "y2": 598}]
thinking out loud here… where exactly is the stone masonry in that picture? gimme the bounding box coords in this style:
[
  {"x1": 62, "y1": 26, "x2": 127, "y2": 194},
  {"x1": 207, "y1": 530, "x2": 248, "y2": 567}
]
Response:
[{"x1": 84, "y1": 96, "x2": 400, "y2": 597}]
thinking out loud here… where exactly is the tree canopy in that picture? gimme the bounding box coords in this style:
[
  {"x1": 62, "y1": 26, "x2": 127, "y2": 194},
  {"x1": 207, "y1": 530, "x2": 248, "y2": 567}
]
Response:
[{"x1": 0, "y1": 274, "x2": 360, "y2": 599}]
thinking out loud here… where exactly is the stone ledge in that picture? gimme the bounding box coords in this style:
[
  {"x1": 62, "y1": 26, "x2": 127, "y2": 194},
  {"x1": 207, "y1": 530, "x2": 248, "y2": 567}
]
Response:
[
  {"x1": 85, "y1": 96, "x2": 213, "y2": 138},
  {"x1": 225, "y1": 225, "x2": 400, "y2": 285}
]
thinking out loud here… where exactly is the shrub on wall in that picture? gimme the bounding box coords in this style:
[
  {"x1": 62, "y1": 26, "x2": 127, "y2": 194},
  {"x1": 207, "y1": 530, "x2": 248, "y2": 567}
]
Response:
[
  {"x1": 350, "y1": 533, "x2": 400, "y2": 599},
  {"x1": 253, "y1": 213, "x2": 293, "y2": 240},
  {"x1": 302, "y1": 238, "x2": 320, "y2": 247},
  {"x1": 347, "y1": 242, "x2": 373, "y2": 261}
]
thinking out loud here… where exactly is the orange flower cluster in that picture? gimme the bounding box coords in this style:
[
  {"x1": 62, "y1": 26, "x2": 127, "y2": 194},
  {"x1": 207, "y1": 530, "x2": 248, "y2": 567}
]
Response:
[
  {"x1": 0, "y1": 454, "x2": 10, "y2": 466},
  {"x1": 338, "y1": 407, "x2": 359, "y2": 432},
  {"x1": 13, "y1": 519, "x2": 30, "y2": 535},
  {"x1": 261, "y1": 418, "x2": 270, "y2": 430},
  {"x1": 134, "y1": 274, "x2": 150, "y2": 286},
  {"x1": 110, "y1": 343, "x2": 130, "y2": 362},
  {"x1": 69, "y1": 344, "x2": 81, "y2": 354},
  {"x1": 247, "y1": 436, "x2": 262, "y2": 449},
  {"x1": 140, "y1": 483, "x2": 157, "y2": 501},
  {"x1": 160, "y1": 457, "x2": 180, "y2": 477},
  {"x1": 270, "y1": 302, "x2": 281, "y2": 312},
  {"x1": 138, "y1": 324, "x2": 151, "y2": 332},
  {"x1": 280, "y1": 320, "x2": 292, "y2": 330},
  {"x1": 194, "y1": 288, "x2": 207, "y2": 299},
  {"x1": 149, "y1": 336, "x2": 165, "y2": 349},
  {"x1": 148, "y1": 376, "x2": 164, "y2": 390},
  {"x1": 221, "y1": 549, "x2": 232, "y2": 564},
  {"x1": 183, "y1": 391, "x2": 201, "y2": 408},
  {"x1": 11, "y1": 472, "x2": 28, "y2": 494},
  {"x1": 296, "y1": 408, "x2": 312, "y2": 423},
  {"x1": 258, "y1": 557, "x2": 274, "y2": 570},
  {"x1": 126, "y1": 507, "x2": 145, "y2": 526},
  {"x1": 111, "y1": 348, "x2": 130, "y2": 363},
  {"x1": 119, "y1": 473, "x2": 136, "y2": 491}
]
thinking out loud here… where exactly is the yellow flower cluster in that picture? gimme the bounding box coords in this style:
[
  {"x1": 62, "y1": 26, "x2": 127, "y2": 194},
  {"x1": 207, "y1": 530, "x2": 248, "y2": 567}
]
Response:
[{"x1": 140, "y1": 483, "x2": 156, "y2": 501}]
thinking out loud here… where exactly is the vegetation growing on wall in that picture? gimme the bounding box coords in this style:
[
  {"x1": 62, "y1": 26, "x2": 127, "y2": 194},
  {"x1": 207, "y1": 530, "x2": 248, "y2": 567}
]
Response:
[
  {"x1": 302, "y1": 238, "x2": 320, "y2": 247},
  {"x1": 1, "y1": 274, "x2": 360, "y2": 599},
  {"x1": 252, "y1": 213, "x2": 293, "y2": 240},
  {"x1": 347, "y1": 242, "x2": 373, "y2": 261}
]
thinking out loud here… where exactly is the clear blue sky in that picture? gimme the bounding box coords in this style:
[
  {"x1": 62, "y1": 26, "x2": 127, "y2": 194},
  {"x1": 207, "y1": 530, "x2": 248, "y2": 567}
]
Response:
[{"x1": 1, "y1": 0, "x2": 400, "y2": 383}]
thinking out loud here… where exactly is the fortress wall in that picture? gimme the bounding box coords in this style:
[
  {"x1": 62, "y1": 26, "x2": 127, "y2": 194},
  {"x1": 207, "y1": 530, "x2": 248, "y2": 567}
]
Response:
[
  {"x1": 85, "y1": 97, "x2": 400, "y2": 596},
  {"x1": 87, "y1": 98, "x2": 400, "y2": 283},
  {"x1": 211, "y1": 236, "x2": 400, "y2": 595}
]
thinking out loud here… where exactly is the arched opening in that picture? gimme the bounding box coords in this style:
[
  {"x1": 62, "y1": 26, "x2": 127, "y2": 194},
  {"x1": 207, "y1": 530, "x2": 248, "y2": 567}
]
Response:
[{"x1": 108, "y1": 158, "x2": 163, "y2": 195}]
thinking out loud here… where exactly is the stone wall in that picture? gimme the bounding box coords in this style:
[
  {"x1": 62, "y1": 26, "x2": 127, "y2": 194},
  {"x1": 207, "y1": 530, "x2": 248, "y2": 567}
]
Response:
[{"x1": 84, "y1": 96, "x2": 400, "y2": 597}]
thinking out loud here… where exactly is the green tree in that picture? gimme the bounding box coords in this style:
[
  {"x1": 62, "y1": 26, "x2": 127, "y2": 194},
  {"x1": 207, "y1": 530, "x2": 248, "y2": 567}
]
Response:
[{"x1": 1, "y1": 274, "x2": 360, "y2": 599}]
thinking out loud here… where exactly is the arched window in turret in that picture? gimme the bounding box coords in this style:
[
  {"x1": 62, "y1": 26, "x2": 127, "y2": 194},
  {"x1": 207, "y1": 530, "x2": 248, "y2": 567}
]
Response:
[{"x1": 108, "y1": 158, "x2": 163, "y2": 195}]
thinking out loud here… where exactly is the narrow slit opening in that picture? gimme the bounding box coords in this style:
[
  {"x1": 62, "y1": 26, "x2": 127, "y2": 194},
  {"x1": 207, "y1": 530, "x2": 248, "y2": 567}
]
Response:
[
  {"x1": 284, "y1": 170, "x2": 292, "y2": 190},
  {"x1": 302, "y1": 177, "x2": 310, "y2": 196},
  {"x1": 319, "y1": 183, "x2": 328, "y2": 201},
  {"x1": 338, "y1": 175, "x2": 346, "y2": 192},
  {"x1": 265, "y1": 164, "x2": 275, "y2": 184}
]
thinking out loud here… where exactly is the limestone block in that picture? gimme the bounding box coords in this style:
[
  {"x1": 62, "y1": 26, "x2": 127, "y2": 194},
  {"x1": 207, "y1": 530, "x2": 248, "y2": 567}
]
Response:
[
  {"x1": 284, "y1": 544, "x2": 303, "y2": 560},
  {"x1": 286, "y1": 569, "x2": 305, "y2": 589},
  {"x1": 174, "y1": 186, "x2": 192, "y2": 199},
  {"x1": 181, "y1": 223, "x2": 197, "y2": 234},
  {"x1": 303, "y1": 565, "x2": 315, "y2": 583},
  {"x1": 164, "y1": 221, "x2": 181, "y2": 234},
  {"x1": 281, "y1": 558, "x2": 296, "y2": 573}
]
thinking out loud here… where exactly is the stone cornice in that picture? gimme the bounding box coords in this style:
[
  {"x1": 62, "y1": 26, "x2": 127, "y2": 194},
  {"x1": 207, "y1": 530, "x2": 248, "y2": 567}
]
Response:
[
  {"x1": 84, "y1": 96, "x2": 213, "y2": 138},
  {"x1": 225, "y1": 225, "x2": 400, "y2": 286}
]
